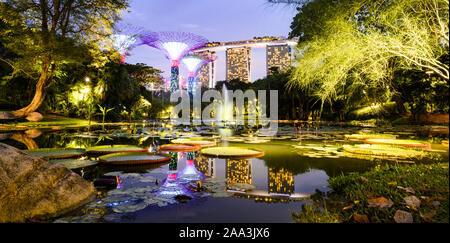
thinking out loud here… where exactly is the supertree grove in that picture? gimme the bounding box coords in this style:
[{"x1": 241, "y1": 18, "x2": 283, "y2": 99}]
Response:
[
  {"x1": 182, "y1": 54, "x2": 215, "y2": 94},
  {"x1": 142, "y1": 31, "x2": 208, "y2": 92},
  {"x1": 111, "y1": 23, "x2": 152, "y2": 63}
]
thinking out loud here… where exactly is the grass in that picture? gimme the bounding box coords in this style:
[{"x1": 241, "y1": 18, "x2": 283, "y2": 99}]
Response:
[
  {"x1": 292, "y1": 201, "x2": 341, "y2": 223},
  {"x1": 328, "y1": 162, "x2": 449, "y2": 223}
]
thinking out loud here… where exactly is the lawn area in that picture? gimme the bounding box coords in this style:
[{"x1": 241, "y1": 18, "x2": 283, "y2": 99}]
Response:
[{"x1": 326, "y1": 162, "x2": 449, "y2": 223}]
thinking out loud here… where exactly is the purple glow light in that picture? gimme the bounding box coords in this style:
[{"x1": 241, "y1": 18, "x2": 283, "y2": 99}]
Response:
[
  {"x1": 112, "y1": 23, "x2": 153, "y2": 63},
  {"x1": 143, "y1": 31, "x2": 208, "y2": 61}
]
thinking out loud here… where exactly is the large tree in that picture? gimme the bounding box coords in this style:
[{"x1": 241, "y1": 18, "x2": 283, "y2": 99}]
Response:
[
  {"x1": 283, "y1": 0, "x2": 449, "y2": 107},
  {"x1": 0, "y1": 0, "x2": 129, "y2": 118}
]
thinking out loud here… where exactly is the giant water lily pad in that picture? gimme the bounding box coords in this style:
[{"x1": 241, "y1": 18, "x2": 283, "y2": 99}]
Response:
[
  {"x1": 85, "y1": 145, "x2": 145, "y2": 155},
  {"x1": 24, "y1": 148, "x2": 86, "y2": 159},
  {"x1": 50, "y1": 158, "x2": 98, "y2": 169},
  {"x1": 98, "y1": 152, "x2": 170, "y2": 165},
  {"x1": 201, "y1": 147, "x2": 264, "y2": 158},
  {"x1": 170, "y1": 138, "x2": 216, "y2": 147},
  {"x1": 343, "y1": 144, "x2": 428, "y2": 159},
  {"x1": 345, "y1": 133, "x2": 398, "y2": 140},
  {"x1": 228, "y1": 183, "x2": 256, "y2": 192},
  {"x1": 364, "y1": 139, "x2": 431, "y2": 150},
  {"x1": 160, "y1": 144, "x2": 201, "y2": 152}
]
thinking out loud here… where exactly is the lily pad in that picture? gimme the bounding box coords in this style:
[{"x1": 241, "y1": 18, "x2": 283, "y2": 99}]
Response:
[
  {"x1": 343, "y1": 144, "x2": 429, "y2": 159},
  {"x1": 98, "y1": 152, "x2": 170, "y2": 165},
  {"x1": 364, "y1": 139, "x2": 431, "y2": 150},
  {"x1": 201, "y1": 147, "x2": 264, "y2": 158},
  {"x1": 85, "y1": 145, "x2": 145, "y2": 155},
  {"x1": 24, "y1": 148, "x2": 86, "y2": 159},
  {"x1": 345, "y1": 133, "x2": 398, "y2": 140},
  {"x1": 228, "y1": 183, "x2": 256, "y2": 192},
  {"x1": 170, "y1": 138, "x2": 217, "y2": 147},
  {"x1": 50, "y1": 158, "x2": 98, "y2": 169},
  {"x1": 160, "y1": 144, "x2": 201, "y2": 152}
]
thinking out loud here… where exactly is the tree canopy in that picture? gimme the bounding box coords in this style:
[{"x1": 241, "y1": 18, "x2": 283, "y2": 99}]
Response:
[
  {"x1": 0, "y1": 0, "x2": 130, "y2": 117},
  {"x1": 287, "y1": 0, "x2": 449, "y2": 107}
]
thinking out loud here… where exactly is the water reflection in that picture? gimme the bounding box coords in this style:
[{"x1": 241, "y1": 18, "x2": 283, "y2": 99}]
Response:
[
  {"x1": 226, "y1": 159, "x2": 252, "y2": 189},
  {"x1": 268, "y1": 168, "x2": 294, "y2": 196}
]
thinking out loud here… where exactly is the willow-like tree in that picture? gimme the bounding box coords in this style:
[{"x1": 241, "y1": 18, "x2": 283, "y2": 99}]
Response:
[
  {"x1": 283, "y1": 0, "x2": 449, "y2": 107},
  {"x1": 0, "y1": 0, "x2": 129, "y2": 118}
]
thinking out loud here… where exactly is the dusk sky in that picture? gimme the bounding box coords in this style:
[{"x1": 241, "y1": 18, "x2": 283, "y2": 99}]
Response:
[{"x1": 122, "y1": 0, "x2": 297, "y2": 83}]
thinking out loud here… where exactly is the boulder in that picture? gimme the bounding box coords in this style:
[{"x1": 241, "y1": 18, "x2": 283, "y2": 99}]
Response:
[
  {"x1": 0, "y1": 111, "x2": 16, "y2": 121},
  {"x1": 25, "y1": 112, "x2": 43, "y2": 122},
  {"x1": 0, "y1": 143, "x2": 96, "y2": 222}
]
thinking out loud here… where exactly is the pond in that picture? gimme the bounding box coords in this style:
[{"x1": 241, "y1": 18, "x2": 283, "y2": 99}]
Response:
[{"x1": 1, "y1": 122, "x2": 448, "y2": 223}]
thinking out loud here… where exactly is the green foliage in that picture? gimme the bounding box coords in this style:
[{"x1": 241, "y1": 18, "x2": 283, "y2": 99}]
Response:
[
  {"x1": 292, "y1": 201, "x2": 341, "y2": 223},
  {"x1": 0, "y1": 0, "x2": 130, "y2": 114},
  {"x1": 288, "y1": 0, "x2": 449, "y2": 118}
]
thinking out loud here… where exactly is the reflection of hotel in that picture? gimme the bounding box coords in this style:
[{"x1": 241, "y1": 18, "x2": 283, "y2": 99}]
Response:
[
  {"x1": 195, "y1": 154, "x2": 215, "y2": 177},
  {"x1": 268, "y1": 168, "x2": 294, "y2": 196},
  {"x1": 226, "y1": 159, "x2": 252, "y2": 187}
]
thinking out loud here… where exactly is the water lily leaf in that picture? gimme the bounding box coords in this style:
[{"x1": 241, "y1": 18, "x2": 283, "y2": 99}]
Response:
[
  {"x1": 394, "y1": 210, "x2": 413, "y2": 223},
  {"x1": 364, "y1": 139, "x2": 431, "y2": 150},
  {"x1": 367, "y1": 197, "x2": 394, "y2": 208},
  {"x1": 228, "y1": 183, "x2": 256, "y2": 192},
  {"x1": 112, "y1": 202, "x2": 148, "y2": 213},
  {"x1": 86, "y1": 145, "x2": 145, "y2": 155},
  {"x1": 50, "y1": 158, "x2": 98, "y2": 169},
  {"x1": 98, "y1": 152, "x2": 170, "y2": 165},
  {"x1": 201, "y1": 147, "x2": 264, "y2": 158},
  {"x1": 24, "y1": 148, "x2": 86, "y2": 159}
]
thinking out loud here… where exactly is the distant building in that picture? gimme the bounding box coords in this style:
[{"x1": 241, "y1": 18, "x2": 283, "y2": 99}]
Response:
[
  {"x1": 266, "y1": 44, "x2": 292, "y2": 75},
  {"x1": 226, "y1": 46, "x2": 251, "y2": 83},
  {"x1": 196, "y1": 51, "x2": 217, "y2": 88}
]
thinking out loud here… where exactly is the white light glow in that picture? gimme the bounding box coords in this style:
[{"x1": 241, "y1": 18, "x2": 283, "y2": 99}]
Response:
[
  {"x1": 112, "y1": 34, "x2": 137, "y2": 54},
  {"x1": 162, "y1": 42, "x2": 188, "y2": 60},
  {"x1": 182, "y1": 56, "x2": 203, "y2": 72}
]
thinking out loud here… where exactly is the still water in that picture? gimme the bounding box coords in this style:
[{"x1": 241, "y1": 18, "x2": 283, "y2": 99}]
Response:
[{"x1": 1, "y1": 123, "x2": 448, "y2": 222}]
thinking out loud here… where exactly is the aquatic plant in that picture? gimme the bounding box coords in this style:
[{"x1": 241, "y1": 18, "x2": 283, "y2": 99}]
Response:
[
  {"x1": 343, "y1": 144, "x2": 431, "y2": 159},
  {"x1": 49, "y1": 158, "x2": 98, "y2": 169},
  {"x1": 201, "y1": 147, "x2": 264, "y2": 158},
  {"x1": 98, "y1": 152, "x2": 171, "y2": 165},
  {"x1": 24, "y1": 148, "x2": 86, "y2": 159}
]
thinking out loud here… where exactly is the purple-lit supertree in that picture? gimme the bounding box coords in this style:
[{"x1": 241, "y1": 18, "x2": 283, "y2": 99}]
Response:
[
  {"x1": 142, "y1": 31, "x2": 208, "y2": 92},
  {"x1": 111, "y1": 23, "x2": 154, "y2": 63},
  {"x1": 182, "y1": 54, "x2": 215, "y2": 94}
]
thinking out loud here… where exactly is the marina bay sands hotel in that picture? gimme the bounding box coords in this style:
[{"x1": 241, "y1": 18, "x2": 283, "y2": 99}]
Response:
[{"x1": 192, "y1": 36, "x2": 298, "y2": 88}]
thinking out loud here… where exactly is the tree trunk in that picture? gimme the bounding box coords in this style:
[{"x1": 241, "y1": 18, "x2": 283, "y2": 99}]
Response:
[
  {"x1": 11, "y1": 59, "x2": 54, "y2": 118},
  {"x1": 291, "y1": 95, "x2": 297, "y2": 120}
]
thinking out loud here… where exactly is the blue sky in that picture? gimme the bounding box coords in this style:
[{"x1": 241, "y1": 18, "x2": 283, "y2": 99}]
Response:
[{"x1": 123, "y1": 0, "x2": 297, "y2": 82}]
